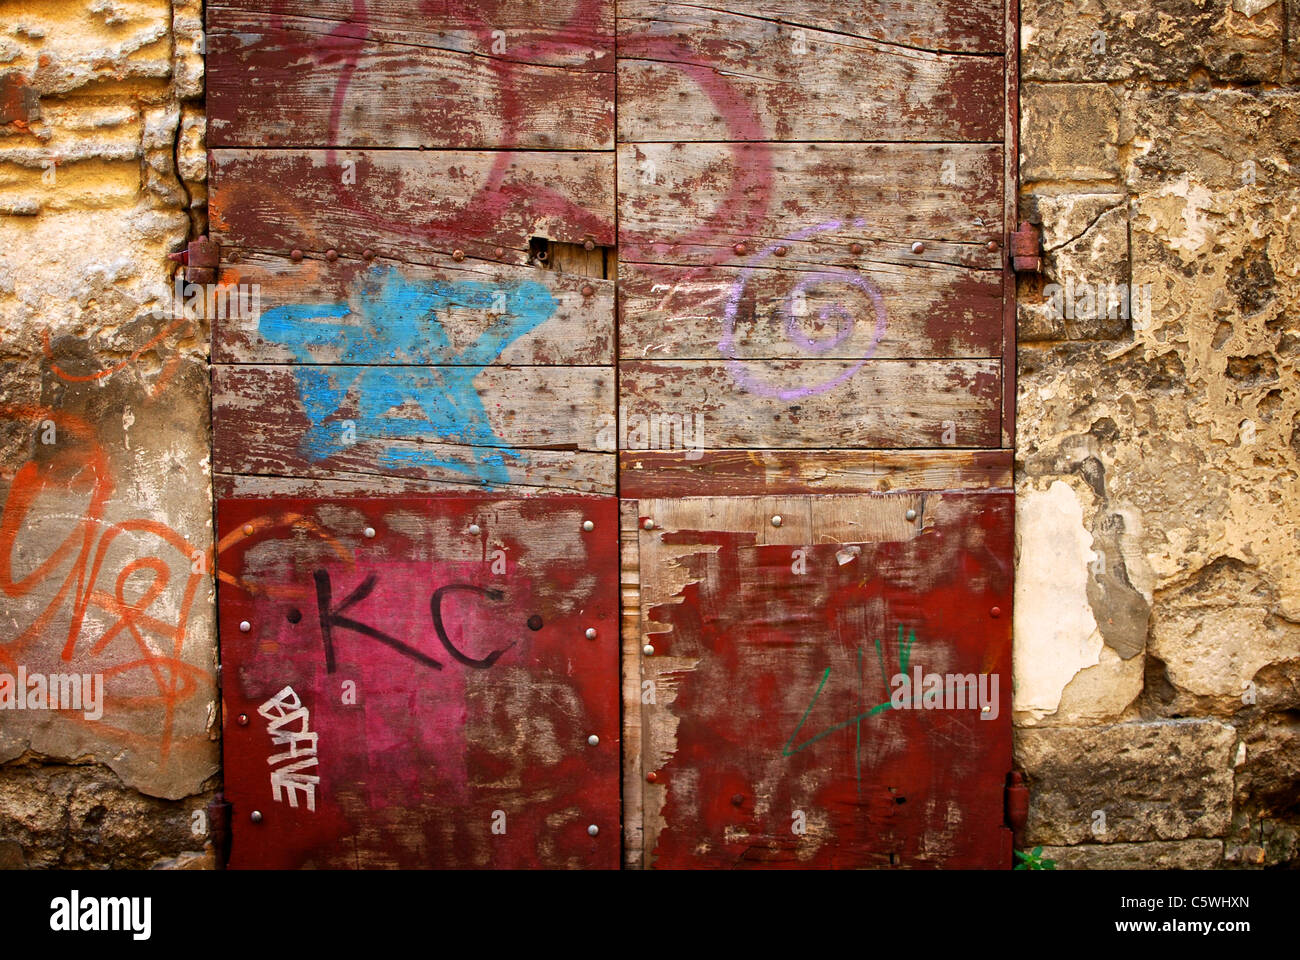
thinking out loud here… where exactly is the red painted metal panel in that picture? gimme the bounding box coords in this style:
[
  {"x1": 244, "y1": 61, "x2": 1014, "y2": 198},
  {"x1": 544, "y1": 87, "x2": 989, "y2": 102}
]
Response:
[
  {"x1": 640, "y1": 492, "x2": 1013, "y2": 868},
  {"x1": 217, "y1": 495, "x2": 620, "y2": 869}
]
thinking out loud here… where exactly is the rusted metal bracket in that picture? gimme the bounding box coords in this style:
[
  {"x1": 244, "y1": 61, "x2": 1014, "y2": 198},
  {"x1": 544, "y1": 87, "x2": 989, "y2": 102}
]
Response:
[
  {"x1": 1009, "y1": 221, "x2": 1041, "y2": 273},
  {"x1": 168, "y1": 236, "x2": 221, "y2": 285},
  {"x1": 1005, "y1": 770, "x2": 1029, "y2": 848},
  {"x1": 207, "y1": 792, "x2": 233, "y2": 869}
]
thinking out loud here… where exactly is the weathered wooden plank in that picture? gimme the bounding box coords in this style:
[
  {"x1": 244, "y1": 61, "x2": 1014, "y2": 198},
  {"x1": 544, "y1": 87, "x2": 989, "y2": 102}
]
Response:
[
  {"x1": 212, "y1": 364, "x2": 616, "y2": 494},
  {"x1": 617, "y1": 142, "x2": 1003, "y2": 267},
  {"x1": 208, "y1": 8, "x2": 614, "y2": 150},
  {"x1": 214, "y1": 254, "x2": 614, "y2": 366},
  {"x1": 620, "y1": 498, "x2": 644, "y2": 869},
  {"x1": 617, "y1": 2, "x2": 1002, "y2": 143},
  {"x1": 619, "y1": 359, "x2": 1001, "y2": 449},
  {"x1": 636, "y1": 492, "x2": 1014, "y2": 868},
  {"x1": 618, "y1": 261, "x2": 1002, "y2": 361},
  {"x1": 217, "y1": 495, "x2": 621, "y2": 868},
  {"x1": 209, "y1": 149, "x2": 616, "y2": 266},
  {"x1": 210, "y1": 0, "x2": 615, "y2": 69},
  {"x1": 618, "y1": 450, "x2": 1013, "y2": 498}
]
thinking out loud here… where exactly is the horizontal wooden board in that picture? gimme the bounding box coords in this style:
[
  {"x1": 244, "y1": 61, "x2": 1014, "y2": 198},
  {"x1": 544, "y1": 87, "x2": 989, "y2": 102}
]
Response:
[
  {"x1": 209, "y1": 149, "x2": 616, "y2": 265},
  {"x1": 619, "y1": 359, "x2": 1001, "y2": 448},
  {"x1": 619, "y1": 450, "x2": 1013, "y2": 498},
  {"x1": 618, "y1": 261, "x2": 1001, "y2": 361},
  {"x1": 208, "y1": 9, "x2": 614, "y2": 150},
  {"x1": 213, "y1": 364, "x2": 616, "y2": 494},
  {"x1": 210, "y1": 0, "x2": 615, "y2": 69},
  {"x1": 635, "y1": 491, "x2": 1014, "y2": 868},
  {"x1": 617, "y1": 142, "x2": 1003, "y2": 267},
  {"x1": 617, "y1": 2, "x2": 1002, "y2": 143},
  {"x1": 217, "y1": 494, "x2": 621, "y2": 868},
  {"x1": 214, "y1": 254, "x2": 614, "y2": 366}
]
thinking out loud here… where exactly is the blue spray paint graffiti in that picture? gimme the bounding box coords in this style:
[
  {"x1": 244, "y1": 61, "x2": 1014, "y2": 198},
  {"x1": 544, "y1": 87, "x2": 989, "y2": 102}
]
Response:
[{"x1": 257, "y1": 267, "x2": 558, "y2": 487}]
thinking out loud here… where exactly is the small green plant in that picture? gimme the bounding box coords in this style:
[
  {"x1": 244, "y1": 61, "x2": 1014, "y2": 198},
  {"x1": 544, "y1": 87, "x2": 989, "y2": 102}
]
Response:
[{"x1": 1014, "y1": 846, "x2": 1057, "y2": 870}]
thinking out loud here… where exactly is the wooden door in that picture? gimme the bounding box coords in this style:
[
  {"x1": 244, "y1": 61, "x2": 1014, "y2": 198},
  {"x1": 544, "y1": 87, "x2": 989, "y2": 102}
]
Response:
[{"x1": 207, "y1": 0, "x2": 1016, "y2": 869}]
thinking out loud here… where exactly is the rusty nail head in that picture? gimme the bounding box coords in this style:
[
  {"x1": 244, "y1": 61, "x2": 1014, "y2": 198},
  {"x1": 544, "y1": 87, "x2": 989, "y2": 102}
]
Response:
[
  {"x1": 363, "y1": 248, "x2": 375, "y2": 261},
  {"x1": 228, "y1": 249, "x2": 241, "y2": 263},
  {"x1": 991, "y1": 606, "x2": 1002, "y2": 618},
  {"x1": 731, "y1": 794, "x2": 744, "y2": 806},
  {"x1": 581, "y1": 284, "x2": 595, "y2": 297},
  {"x1": 583, "y1": 238, "x2": 596, "y2": 251},
  {"x1": 646, "y1": 772, "x2": 658, "y2": 783},
  {"x1": 582, "y1": 520, "x2": 594, "y2": 532},
  {"x1": 242, "y1": 523, "x2": 254, "y2": 535},
  {"x1": 733, "y1": 242, "x2": 747, "y2": 255},
  {"x1": 325, "y1": 248, "x2": 339, "y2": 262},
  {"x1": 849, "y1": 242, "x2": 864, "y2": 254},
  {"x1": 237, "y1": 713, "x2": 249, "y2": 726},
  {"x1": 495, "y1": 247, "x2": 505, "y2": 258},
  {"x1": 774, "y1": 245, "x2": 788, "y2": 257},
  {"x1": 987, "y1": 240, "x2": 999, "y2": 252},
  {"x1": 452, "y1": 249, "x2": 465, "y2": 262},
  {"x1": 290, "y1": 249, "x2": 304, "y2": 262},
  {"x1": 586, "y1": 627, "x2": 598, "y2": 640},
  {"x1": 251, "y1": 811, "x2": 263, "y2": 823},
  {"x1": 911, "y1": 241, "x2": 925, "y2": 254},
  {"x1": 239, "y1": 620, "x2": 251, "y2": 633}
]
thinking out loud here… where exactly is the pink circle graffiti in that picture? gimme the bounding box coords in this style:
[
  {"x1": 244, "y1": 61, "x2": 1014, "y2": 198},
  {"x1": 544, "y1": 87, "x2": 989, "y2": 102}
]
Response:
[
  {"x1": 719, "y1": 220, "x2": 887, "y2": 401},
  {"x1": 287, "y1": 0, "x2": 772, "y2": 267}
]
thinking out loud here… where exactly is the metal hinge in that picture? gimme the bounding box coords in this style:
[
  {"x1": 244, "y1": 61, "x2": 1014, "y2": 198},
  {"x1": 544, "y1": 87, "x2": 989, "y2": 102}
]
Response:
[
  {"x1": 1009, "y1": 221, "x2": 1042, "y2": 273},
  {"x1": 167, "y1": 236, "x2": 221, "y2": 285},
  {"x1": 1005, "y1": 770, "x2": 1029, "y2": 844}
]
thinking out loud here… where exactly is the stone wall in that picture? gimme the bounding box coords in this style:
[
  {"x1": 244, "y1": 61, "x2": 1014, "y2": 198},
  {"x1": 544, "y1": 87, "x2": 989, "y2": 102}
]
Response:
[
  {"x1": 0, "y1": 0, "x2": 215, "y2": 867},
  {"x1": 1014, "y1": 0, "x2": 1299, "y2": 867}
]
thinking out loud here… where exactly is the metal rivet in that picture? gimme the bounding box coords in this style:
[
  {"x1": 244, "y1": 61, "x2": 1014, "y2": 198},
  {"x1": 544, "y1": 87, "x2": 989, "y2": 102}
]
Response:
[
  {"x1": 990, "y1": 606, "x2": 1002, "y2": 618},
  {"x1": 237, "y1": 713, "x2": 248, "y2": 726},
  {"x1": 495, "y1": 247, "x2": 505, "y2": 258},
  {"x1": 987, "y1": 240, "x2": 999, "y2": 252},
  {"x1": 849, "y1": 242, "x2": 864, "y2": 255},
  {"x1": 774, "y1": 245, "x2": 788, "y2": 256},
  {"x1": 290, "y1": 249, "x2": 304, "y2": 262},
  {"x1": 363, "y1": 248, "x2": 375, "y2": 261},
  {"x1": 581, "y1": 284, "x2": 595, "y2": 297},
  {"x1": 325, "y1": 248, "x2": 339, "y2": 262},
  {"x1": 731, "y1": 793, "x2": 745, "y2": 806},
  {"x1": 646, "y1": 772, "x2": 658, "y2": 783},
  {"x1": 582, "y1": 520, "x2": 594, "y2": 532},
  {"x1": 586, "y1": 628, "x2": 598, "y2": 640},
  {"x1": 733, "y1": 242, "x2": 747, "y2": 255},
  {"x1": 242, "y1": 523, "x2": 254, "y2": 535},
  {"x1": 905, "y1": 509, "x2": 917, "y2": 521},
  {"x1": 583, "y1": 238, "x2": 596, "y2": 251},
  {"x1": 642, "y1": 518, "x2": 655, "y2": 530},
  {"x1": 469, "y1": 523, "x2": 481, "y2": 536},
  {"x1": 239, "y1": 620, "x2": 251, "y2": 633},
  {"x1": 587, "y1": 824, "x2": 599, "y2": 837},
  {"x1": 771, "y1": 515, "x2": 782, "y2": 527},
  {"x1": 227, "y1": 249, "x2": 241, "y2": 263},
  {"x1": 452, "y1": 249, "x2": 465, "y2": 262},
  {"x1": 250, "y1": 811, "x2": 263, "y2": 823},
  {"x1": 643, "y1": 644, "x2": 655, "y2": 656},
  {"x1": 364, "y1": 527, "x2": 376, "y2": 538},
  {"x1": 587, "y1": 734, "x2": 599, "y2": 746},
  {"x1": 911, "y1": 241, "x2": 925, "y2": 254}
]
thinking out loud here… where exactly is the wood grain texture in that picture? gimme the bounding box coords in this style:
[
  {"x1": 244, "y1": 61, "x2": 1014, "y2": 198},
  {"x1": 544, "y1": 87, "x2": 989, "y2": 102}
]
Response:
[
  {"x1": 208, "y1": 8, "x2": 614, "y2": 150},
  {"x1": 210, "y1": 0, "x2": 615, "y2": 69},
  {"x1": 213, "y1": 364, "x2": 616, "y2": 495},
  {"x1": 209, "y1": 149, "x2": 616, "y2": 266},
  {"x1": 617, "y1": 1, "x2": 1003, "y2": 143},
  {"x1": 618, "y1": 449, "x2": 1013, "y2": 498},
  {"x1": 618, "y1": 260, "x2": 1002, "y2": 361},
  {"x1": 635, "y1": 491, "x2": 1014, "y2": 868},
  {"x1": 217, "y1": 495, "x2": 621, "y2": 868},
  {"x1": 617, "y1": 142, "x2": 1003, "y2": 267},
  {"x1": 620, "y1": 359, "x2": 1001, "y2": 449},
  {"x1": 620, "y1": 498, "x2": 644, "y2": 869},
  {"x1": 215, "y1": 254, "x2": 614, "y2": 366}
]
